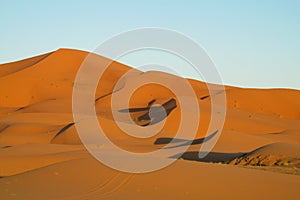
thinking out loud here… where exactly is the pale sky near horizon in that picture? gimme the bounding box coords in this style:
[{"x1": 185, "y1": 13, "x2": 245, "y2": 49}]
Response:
[{"x1": 1, "y1": 0, "x2": 299, "y2": 89}]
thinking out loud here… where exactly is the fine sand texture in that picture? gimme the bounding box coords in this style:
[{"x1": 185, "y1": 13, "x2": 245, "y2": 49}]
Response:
[{"x1": 0, "y1": 49, "x2": 300, "y2": 199}]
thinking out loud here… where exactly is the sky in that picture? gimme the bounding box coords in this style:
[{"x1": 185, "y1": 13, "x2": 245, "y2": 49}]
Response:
[{"x1": 1, "y1": 0, "x2": 299, "y2": 89}]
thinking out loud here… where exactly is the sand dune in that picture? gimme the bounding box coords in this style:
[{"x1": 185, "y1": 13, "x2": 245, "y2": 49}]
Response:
[
  {"x1": 0, "y1": 48, "x2": 299, "y2": 199},
  {"x1": 230, "y1": 143, "x2": 300, "y2": 167}
]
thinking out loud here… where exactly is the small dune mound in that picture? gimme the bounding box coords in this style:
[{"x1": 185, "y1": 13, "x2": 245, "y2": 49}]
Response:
[{"x1": 229, "y1": 143, "x2": 300, "y2": 167}]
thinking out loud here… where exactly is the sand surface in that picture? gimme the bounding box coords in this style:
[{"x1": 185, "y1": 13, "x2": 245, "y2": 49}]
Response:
[{"x1": 0, "y1": 49, "x2": 299, "y2": 199}]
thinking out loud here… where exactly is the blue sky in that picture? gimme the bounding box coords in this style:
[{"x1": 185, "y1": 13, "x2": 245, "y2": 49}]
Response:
[{"x1": 1, "y1": 0, "x2": 299, "y2": 89}]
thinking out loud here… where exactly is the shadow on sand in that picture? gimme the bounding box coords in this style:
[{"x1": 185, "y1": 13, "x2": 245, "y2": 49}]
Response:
[
  {"x1": 154, "y1": 130, "x2": 219, "y2": 149},
  {"x1": 118, "y1": 98, "x2": 177, "y2": 126},
  {"x1": 171, "y1": 151, "x2": 245, "y2": 163}
]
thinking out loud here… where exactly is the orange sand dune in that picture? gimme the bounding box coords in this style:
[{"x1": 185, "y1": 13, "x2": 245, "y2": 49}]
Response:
[{"x1": 0, "y1": 49, "x2": 299, "y2": 199}]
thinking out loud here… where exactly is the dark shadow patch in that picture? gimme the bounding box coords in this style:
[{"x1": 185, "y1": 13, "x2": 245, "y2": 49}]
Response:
[
  {"x1": 154, "y1": 137, "x2": 189, "y2": 144},
  {"x1": 95, "y1": 92, "x2": 113, "y2": 102},
  {"x1": 171, "y1": 151, "x2": 245, "y2": 163},
  {"x1": 15, "y1": 106, "x2": 26, "y2": 111},
  {"x1": 119, "y1": 107, "x2": 149, "y2": 113},
  {"x1": 14, "y1": 98, "x2": 58, "y2": 112},
  {"x1": 200, "y1": 90, "x2": 226, "y2": 101},
  {"x1": 200, "y1": 95, "x2": 210, "y2": 100},
  {"x1": 147, "y1": 99, "x2": 156, "y2": 107},
  {"x1": 118, "y1": 99, "x2": 158, "y2": 113},
  {"x1": 52, "y1": 122, "x2": 75, "y2": 139},
  {"x1": 0, "y1": 124, "x2": 9, "y2": 133},
  {"x1": 118, "y1": 98, "x2": 177, "y2": 127},
  {"x1": 139, "y1": 98, "x2": 176, "y2": 126},
  {"x1": 267, "y1": 132, "x2": 283, "y2": 135},
  {"x1": 95, "y1": 87, "x2": 124, "y2": 102},
  {"x1": 155, "y1": 130, "x2": 219, "y2": 149},
  {"x1": 2, "y1": 146, "x2": 12, "y2": 149}
]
